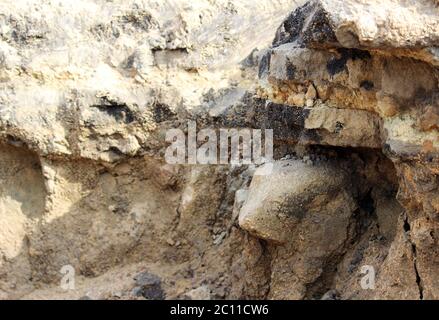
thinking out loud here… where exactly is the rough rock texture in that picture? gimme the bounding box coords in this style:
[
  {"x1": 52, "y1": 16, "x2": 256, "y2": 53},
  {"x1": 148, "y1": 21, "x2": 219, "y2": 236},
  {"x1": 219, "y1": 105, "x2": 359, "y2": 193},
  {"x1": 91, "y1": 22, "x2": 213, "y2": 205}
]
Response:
[
  {"x1": 239, "y1": 159, "x2": 355, "y2": 244},
  {"x1": 254, "y1": 0, "x2": 439, "y2": 300},
  {"x1": 0, "y1": 0, "x2": 438, "y2": 300}
]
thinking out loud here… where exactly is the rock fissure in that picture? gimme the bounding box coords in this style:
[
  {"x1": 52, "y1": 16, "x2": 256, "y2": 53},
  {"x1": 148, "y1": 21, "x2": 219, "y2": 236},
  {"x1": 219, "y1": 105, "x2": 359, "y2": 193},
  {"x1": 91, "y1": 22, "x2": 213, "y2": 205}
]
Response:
[
  {"x1": 0, "y1": 0, "x2": 438, "y2": 300},
  {"x1": 403, "y1": 214, "x2": 425, "y2": 300}
]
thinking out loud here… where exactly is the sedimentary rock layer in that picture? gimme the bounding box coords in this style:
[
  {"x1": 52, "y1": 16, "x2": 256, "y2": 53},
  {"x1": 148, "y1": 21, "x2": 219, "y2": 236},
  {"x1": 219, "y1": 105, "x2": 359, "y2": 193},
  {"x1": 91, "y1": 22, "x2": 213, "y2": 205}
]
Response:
[{"x1": 0, "y1": 0, "x2": 438, "y2": 300}]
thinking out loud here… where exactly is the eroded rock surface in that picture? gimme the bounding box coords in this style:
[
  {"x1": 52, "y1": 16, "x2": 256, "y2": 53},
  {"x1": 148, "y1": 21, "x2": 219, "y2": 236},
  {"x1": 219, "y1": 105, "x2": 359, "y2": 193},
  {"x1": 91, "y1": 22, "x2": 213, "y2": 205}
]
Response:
[
  {"x1": 256, "y1": 0, "x2": 439, "y2": 300},
  {"x1": 0, "y1": 0, "x2": 438, "y2": 300},
  {"x1": 239, "y1": 159, "x2": 355, "y2": 244}
]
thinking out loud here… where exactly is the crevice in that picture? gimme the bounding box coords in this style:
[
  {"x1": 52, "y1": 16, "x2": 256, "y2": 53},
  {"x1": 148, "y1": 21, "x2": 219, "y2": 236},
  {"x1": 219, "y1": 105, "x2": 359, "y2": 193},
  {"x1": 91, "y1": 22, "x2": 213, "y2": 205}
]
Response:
[
  {"x1": 173, "y1": 205, "x2": 182, "y2": 232},
  {"x1": 403, "y1": 213, "x2": 424, "y2": 300},
  {"x1": 258, "y1": 239, "x2": 273, "y2": 300}
]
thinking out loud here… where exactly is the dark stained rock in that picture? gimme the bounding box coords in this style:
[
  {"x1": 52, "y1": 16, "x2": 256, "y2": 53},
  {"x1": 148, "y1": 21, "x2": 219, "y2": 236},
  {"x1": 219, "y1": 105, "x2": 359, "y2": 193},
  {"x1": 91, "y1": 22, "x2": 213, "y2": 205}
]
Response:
[{"x1": 132, "y1": 271, "x2": 166, "y2": 300}]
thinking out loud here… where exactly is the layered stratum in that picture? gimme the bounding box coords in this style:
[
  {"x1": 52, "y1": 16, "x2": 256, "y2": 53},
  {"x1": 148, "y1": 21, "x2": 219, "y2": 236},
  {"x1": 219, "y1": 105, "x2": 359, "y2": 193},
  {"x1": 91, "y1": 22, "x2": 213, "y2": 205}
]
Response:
[{"x1": 0, "y1": 0, "x2": 438, "y2": 300}]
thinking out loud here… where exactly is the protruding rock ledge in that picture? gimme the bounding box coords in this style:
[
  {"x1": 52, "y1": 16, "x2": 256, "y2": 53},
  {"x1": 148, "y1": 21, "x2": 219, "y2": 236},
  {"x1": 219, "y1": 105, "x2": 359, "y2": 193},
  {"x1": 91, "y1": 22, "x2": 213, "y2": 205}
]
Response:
[{"x1": 273, "y1": 0, "x2": 439, "y2": 65}]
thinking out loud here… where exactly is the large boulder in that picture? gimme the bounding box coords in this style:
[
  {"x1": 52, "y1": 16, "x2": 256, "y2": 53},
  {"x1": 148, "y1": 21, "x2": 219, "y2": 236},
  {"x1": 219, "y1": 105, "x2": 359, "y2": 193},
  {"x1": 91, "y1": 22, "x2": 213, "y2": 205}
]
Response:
[{"x1": 239, "y1": 159, "x2": 356, "y2": 244}]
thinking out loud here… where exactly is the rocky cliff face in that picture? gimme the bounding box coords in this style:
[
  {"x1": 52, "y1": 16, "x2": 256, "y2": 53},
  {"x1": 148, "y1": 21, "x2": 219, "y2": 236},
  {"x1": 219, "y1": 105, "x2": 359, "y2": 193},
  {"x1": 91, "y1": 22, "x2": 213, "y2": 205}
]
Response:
[
  {"x1": 0, "y1": 0, "x2": 438, "y2": 300},
  {"x1": 253, "y1": 0, "x2": 439, "y2": 299}
]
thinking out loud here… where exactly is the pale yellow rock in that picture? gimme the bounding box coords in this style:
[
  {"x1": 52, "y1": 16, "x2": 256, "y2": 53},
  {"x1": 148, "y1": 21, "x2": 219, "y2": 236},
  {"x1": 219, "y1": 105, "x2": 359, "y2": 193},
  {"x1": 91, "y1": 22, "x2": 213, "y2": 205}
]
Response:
[
  {"x1": 288, "y1": 92, "x2": 306, "y2": 107},
  {"x1": 304, "y1": 106, "x2": 382, "y2": 148},
  {"x1": 376, "y1": 93, "x2": 399, "y2": 118},
  {"x1": 305, "y1": 84, "x2": 317, "y2": 100},
  {"x1": 239, "y1": 160, "x2": 353, "y2": 244}
]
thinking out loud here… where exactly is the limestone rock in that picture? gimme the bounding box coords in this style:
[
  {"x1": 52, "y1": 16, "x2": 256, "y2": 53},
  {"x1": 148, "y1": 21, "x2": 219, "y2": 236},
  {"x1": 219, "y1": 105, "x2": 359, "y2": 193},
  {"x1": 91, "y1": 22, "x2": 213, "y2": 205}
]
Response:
[
  {"x1": 273, "y1": 0, "x2": 439, "y2": 64},
  {"x1": 184, "y1": 285, "x2": 211, "y2": 300},
  {"x1": 0, "y1": 0, "x2": 438, "y2": 302},
  {"x1": 239, "y1": 159, "x2": 355, "y2": 243},
  {"x1": 258, "y1": 0, "x2": 439, "y2": 300}
]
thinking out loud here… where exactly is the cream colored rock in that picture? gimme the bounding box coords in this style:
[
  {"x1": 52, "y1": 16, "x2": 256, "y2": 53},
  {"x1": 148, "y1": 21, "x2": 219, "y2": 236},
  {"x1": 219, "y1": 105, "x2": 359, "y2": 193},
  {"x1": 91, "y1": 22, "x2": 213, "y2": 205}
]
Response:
[
  {"x1": 0, "y1": 0, "x2": 438, "y2": 301},
  {"x1": 304, "y1": 106, "x2": 382, "y2": 148},
  {"x1": 305, "y1": 84, "x2": 317, "y2": 100},
  {"x1": 0, "y1": 0, "x2": 305, "y2": 160},
  {"x1": 320, "y1": 0, "x2": 439, "y2": 50},
  {"x1": 239, "y1": 159, "x2": 354, "y2": 244},
  {"x1": 185, "y1": 285, "x2": 211, "y2": 300}
]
